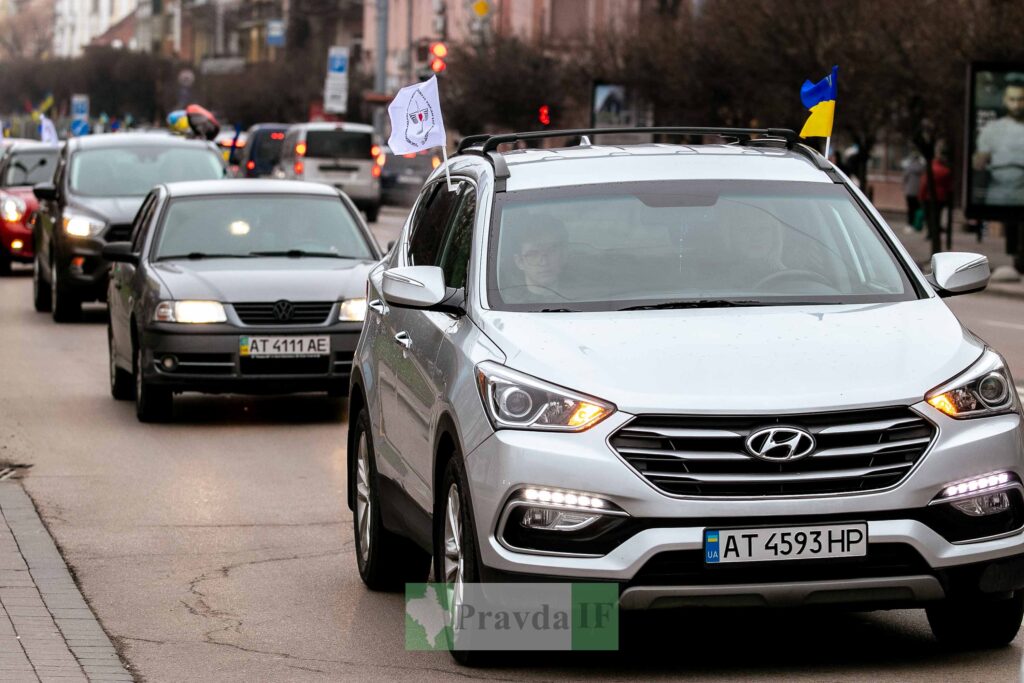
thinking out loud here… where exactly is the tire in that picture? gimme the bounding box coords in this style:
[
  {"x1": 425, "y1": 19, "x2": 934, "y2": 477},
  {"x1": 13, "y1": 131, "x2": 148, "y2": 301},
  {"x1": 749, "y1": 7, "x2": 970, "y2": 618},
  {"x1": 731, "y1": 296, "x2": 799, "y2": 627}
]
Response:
[
  {"x1": 134, "y1": 344, "x2": 171, "y2": 422},
  {"x1": 0, "y1": 248, "x2": 11, "y2": 276},
  {"x1": 50, "y1": 255, "x2": 80, "y2": 322},
  {"x1": 33, "y1": 253, "x2": 51, "y2": 312},
  {"x1": 364, "y1": 204, "x2": 380, "y2": 223},
  {"x1": 927, "y1": 592, "x2": 1024, "y2": 649},
  {"x1": 351, "y1": 407, "x2": 431, "y2": 590},
  {"x1": 108, "y1": 323, "x2": 134, "y2": 401},
  {"x1": 434, "y1": 455, "x2": 489, "y2": 666}
]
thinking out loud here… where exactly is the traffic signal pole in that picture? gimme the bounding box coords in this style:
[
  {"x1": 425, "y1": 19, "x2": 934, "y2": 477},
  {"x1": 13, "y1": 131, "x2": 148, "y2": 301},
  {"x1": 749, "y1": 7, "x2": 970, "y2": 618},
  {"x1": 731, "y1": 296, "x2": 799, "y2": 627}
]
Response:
[{"x1": 374, "y1": 0, "x2": 389, "y2": 136}]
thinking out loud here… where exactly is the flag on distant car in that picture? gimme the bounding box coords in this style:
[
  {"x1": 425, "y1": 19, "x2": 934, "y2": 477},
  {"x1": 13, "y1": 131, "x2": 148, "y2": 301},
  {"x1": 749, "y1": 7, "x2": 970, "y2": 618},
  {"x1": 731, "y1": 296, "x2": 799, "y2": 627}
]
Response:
[
  {"x1": 799, "y1": 65, "x2": 838, "y2": 139},
  {"x1": 39, "y1": 114, "x2": 58, "y2": 144}
]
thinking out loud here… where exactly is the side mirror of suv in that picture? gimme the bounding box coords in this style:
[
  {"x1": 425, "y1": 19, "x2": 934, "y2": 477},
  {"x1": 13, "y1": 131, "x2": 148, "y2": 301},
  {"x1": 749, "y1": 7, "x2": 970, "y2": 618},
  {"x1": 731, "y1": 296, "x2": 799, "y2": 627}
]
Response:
[
  {"x1": 33, "y1": 182, "x2": 57, "y2": 202},
  {"x1": 382, "y1": 265, "x2": 465, "y2": 315},
  {"x1": 101, "y1": 242, "x2": 139, "y2": 265},
  {"x1": 927, "y1": 252, "x2": 989, "y2": 297}
]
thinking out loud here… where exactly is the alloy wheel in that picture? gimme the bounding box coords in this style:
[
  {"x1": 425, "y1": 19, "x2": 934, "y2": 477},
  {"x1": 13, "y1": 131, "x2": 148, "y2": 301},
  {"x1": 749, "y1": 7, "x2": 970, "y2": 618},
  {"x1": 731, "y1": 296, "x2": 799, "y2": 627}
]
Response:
[
  {"x1": 355, "y1": 434, "x2": 371, "y2": 567},
  {"x1": 443, "y1": 483, "x2": 465, "y2": 624}
]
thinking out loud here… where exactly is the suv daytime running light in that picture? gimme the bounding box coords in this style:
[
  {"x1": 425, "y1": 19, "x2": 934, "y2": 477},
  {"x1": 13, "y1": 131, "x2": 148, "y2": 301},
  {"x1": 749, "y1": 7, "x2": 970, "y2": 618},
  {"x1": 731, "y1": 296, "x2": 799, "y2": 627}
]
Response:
[
  {"x1": 939, "y1": 472, "x2": 1013, "y2": 499},
  {"x1": 523, "y1": 487, "x2": 609, "y2": 509}
]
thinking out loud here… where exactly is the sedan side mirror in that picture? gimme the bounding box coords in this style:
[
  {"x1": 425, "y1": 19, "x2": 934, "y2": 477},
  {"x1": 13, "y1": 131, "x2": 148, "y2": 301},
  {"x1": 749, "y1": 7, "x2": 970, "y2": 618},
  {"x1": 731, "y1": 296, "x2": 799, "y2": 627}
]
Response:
[
  {"x1": 101, "y1": 241, "x2": 139, "y2": 265},
  {"x1": 927, "y1": 252, "x2": 989, "y2": 297},
  {"x1": 382, "y1": 265, "x2": 465, "y2": 315},
  {"x1": 32, "y1": 182, "x2": 57, "y2": 202}
]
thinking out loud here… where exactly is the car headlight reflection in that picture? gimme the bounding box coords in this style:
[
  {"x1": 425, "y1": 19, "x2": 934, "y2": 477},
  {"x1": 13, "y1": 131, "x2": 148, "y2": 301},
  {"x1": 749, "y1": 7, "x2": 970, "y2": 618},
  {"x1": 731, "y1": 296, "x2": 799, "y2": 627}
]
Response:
[
  {"x1": 926, "y1": 349, "x2": 1020, "y2": 418},
  {"x1": 153, "y1": 300, "x2": 227, "y2": 324},
  {"x1": 339, "y1": 297, "x2": 367, "y2": 322},
  {"x1": 475, "y1": 361, "x2": 615, "y2": 432},
  {"x1": 1, "y1": 196, "x2": 25, "y2": 223}
]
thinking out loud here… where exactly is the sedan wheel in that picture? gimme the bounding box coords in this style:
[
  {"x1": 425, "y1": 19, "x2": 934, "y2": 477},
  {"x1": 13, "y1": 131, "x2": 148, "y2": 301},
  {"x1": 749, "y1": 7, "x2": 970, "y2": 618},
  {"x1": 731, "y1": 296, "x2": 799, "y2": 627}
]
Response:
[
  {"x1": 108, "y1": 324, "x2": 134, "y2": 400},
  {"x1": 32, "y1": 253, "x2": 51, "y2": 312},
  {"x1": 134, "y1": 345, "x2": 171, "y2": 422}
]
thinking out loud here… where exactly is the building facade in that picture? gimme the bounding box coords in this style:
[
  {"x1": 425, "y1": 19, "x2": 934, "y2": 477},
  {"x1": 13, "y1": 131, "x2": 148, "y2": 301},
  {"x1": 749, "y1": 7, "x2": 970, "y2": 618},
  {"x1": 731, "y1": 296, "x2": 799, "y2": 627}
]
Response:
[{"x1": 53, "y1": 0, "x2": 136, "y2": 56}]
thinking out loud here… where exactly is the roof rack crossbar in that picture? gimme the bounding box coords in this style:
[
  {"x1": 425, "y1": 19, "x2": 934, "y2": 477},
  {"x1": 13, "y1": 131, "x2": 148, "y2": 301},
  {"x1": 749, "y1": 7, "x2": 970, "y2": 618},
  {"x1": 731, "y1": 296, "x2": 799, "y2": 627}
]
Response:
[{"x1": 454, "y1": 126, "x2": 800, "y2": 155}]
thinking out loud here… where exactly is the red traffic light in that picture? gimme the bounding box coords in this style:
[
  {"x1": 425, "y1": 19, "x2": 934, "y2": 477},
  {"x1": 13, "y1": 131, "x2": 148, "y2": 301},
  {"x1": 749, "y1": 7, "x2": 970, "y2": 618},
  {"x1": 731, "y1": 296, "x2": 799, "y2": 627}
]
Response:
[
  {"x1": 430, "y1": 42, "x2": 448, "y2": 59},
  {"x1": 430, "y1": 57, "x2": 447, "y2": 73},
  {"x1": 538, "y1": 104, "x2": 551, "y2": 126}
]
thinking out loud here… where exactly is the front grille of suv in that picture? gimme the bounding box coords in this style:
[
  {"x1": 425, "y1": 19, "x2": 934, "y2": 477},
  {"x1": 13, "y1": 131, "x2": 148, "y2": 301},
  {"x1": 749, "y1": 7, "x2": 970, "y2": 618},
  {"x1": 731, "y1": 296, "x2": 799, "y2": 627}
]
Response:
[
  {"x1": 609, "y1": 407, "x2": 935, "y2": 497},
  {"x1": 232, "y1": 302, "x2": 334, "y2": 325}
]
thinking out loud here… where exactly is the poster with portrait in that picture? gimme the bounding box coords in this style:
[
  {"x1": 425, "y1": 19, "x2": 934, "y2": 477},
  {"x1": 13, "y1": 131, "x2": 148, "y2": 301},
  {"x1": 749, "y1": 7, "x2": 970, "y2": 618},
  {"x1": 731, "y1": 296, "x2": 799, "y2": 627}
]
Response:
[{"x1": 966, "y1": 63, "x2": 1024, "y2": 218}]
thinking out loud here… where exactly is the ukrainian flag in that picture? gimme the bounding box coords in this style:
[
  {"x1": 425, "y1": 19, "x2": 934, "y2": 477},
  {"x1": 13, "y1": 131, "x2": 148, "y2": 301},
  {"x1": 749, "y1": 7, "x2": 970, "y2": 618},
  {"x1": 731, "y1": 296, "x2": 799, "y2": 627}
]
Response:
[{"x1": 799, "y1": 65, "x2": 838, "y2": 138}]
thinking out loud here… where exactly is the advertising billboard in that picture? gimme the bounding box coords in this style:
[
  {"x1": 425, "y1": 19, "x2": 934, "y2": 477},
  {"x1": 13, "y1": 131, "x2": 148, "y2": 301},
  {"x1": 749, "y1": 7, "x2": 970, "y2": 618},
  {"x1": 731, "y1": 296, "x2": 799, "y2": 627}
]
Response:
[{"x1": 966, "y1": 63, "x2": 1024, "y2": 218}]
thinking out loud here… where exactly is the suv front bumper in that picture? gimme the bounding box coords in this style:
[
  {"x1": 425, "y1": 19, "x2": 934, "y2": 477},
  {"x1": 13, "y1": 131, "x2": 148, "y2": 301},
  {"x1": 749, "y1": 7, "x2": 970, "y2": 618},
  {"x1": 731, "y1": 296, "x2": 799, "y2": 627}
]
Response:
[{"x1": 463, "y1": 403, "x2": 1024, "y2": 607}]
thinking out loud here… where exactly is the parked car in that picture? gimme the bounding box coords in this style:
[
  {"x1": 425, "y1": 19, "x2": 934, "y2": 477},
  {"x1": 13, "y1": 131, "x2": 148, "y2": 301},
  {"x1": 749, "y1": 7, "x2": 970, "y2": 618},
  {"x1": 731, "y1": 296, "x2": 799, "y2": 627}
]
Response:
[
  {"x1": 103, "y1": 179, "x2": 380, "y2": 422},
  {"x1": 380, "y1": 147, "x2": 439, "y2": 207},
  {"x1": 236, "y1": 123, "x2": 288, "y2": 178},
  {"x1": 275, "y1": 122, "x2": 382, "y2": 222},
  {"x1": 32, "y1": 133, "x2": 226, "y2": 321},
  {"x1": 0, "y1": 141, "x2": 60, "y2": 274},
  {"x1": 350, "y1": 126, "x2": 1024, "y2": 661}
]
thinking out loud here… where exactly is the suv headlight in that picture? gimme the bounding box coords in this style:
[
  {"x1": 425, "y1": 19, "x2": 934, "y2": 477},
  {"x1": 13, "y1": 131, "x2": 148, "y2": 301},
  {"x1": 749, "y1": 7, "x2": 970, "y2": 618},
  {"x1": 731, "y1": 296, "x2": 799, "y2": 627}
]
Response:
[
  {"x1": 476, "y1": 361, "x2": 615, "y2": 432},
  {"x1": 927, "y1": 349, "x2": 1020, "y2": 419},
  {"x1": 1, "y1": 196, "x2": 25, "y2": 223},
  {"x1": 63, "y1": 210, "x2": 106, "y2": 238},
  {"x1": 153, "y1": 300, "x2": 227, "y2": 324}
]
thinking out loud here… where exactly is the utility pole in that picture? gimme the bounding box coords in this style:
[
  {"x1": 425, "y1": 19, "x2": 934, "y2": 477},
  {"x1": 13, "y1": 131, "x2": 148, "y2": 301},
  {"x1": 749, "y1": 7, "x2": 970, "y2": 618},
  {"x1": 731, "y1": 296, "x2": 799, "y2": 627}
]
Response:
[
  {"x1": 374, "y1": 0, "x2": 388, "y2": 136},
  {"x1": 405, "y1": 0, "x2": 413, "y2": 84}
]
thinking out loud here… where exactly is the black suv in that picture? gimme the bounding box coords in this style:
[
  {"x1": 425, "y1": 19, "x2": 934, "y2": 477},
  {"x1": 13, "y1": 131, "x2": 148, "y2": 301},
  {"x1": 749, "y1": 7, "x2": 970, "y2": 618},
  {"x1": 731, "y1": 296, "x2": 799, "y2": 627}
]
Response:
[
  {"x1": 32, "y1": 133, "x2": 226, "y2": 321},
  {"x1": 236, "y1": 123, "x2": 289, "y2": 178}
]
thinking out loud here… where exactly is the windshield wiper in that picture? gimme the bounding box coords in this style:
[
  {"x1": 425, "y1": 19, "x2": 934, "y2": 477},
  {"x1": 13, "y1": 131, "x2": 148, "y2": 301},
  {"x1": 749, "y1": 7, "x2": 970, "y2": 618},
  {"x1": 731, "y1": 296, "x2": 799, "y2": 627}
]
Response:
[
  {"x1": 619, "y1": 299, "x2": 765, "y2": 311},
  {"x1": 538, "y1": 307, "x2": 580, "y2": 312},
  {"x1": 157, "y1": 252, "x2": 254, "y2": 261},
  {"x1": 248, "y1": 250, "x2": 356, "y2": 259}
]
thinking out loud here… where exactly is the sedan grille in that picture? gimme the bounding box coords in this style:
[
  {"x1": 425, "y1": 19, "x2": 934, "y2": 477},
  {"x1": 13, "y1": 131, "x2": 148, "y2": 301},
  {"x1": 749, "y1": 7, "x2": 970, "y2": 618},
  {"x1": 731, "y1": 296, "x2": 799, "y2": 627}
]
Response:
[
  {"x1": 610, "y1": 407, "x2": 935, "y2": 497},
  {"x1": 232, "y1": 301, "x2": 334, "y2": 325}
]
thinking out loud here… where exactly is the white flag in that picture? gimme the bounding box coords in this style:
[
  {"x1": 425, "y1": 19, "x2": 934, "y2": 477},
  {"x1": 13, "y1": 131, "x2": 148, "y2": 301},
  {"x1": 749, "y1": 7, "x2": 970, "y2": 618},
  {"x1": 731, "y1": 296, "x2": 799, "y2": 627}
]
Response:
[
  {"x1": 387, "y1": 76, "x2": 446, "y2": 155},
  {"x1": 39, "y1": 114, "x2": 59, "y2": 144}
]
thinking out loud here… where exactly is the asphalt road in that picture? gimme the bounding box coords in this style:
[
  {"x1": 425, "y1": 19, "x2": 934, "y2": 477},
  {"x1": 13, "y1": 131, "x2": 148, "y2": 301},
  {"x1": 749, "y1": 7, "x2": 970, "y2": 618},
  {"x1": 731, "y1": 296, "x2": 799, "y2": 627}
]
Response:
[{"x1": 1, "y1": 208, "x2": 1023, "y2": 681}]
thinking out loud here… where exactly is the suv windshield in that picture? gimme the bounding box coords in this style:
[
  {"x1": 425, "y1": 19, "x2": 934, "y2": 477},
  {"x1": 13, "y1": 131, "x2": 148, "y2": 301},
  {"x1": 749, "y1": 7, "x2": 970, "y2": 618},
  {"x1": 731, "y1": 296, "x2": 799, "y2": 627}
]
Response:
[
  {"x1": 305, "y1": 131, "x2": 371, "y2": 159},
  {"x1": 69, "y1": 146, "x2": 224, "y2": 197},
  {"x1": 487, "y1": 180, "x2": 917, "y2": 311},
  {"x1": 153, "y1": 195, "x2": 373, "y2": 261},
  {"x1": 5, "y1": 151, "x2": 57, "y2": 186}
]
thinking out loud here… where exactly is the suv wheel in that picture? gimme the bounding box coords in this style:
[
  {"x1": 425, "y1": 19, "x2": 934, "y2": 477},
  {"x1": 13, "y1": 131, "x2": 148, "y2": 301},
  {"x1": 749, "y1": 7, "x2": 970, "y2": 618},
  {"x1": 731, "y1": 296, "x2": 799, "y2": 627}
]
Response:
[
  {"x1": 434, "y1": 455, "x2": 488, "y2": 665},
  {"x1": 134, "y1": 345, "x2": 171, "y2": 422},
  {"x1": 351, "y1": 408, "x2": 430, "y2": 590},
  {"x1": 108, "y1": 324, "x2": 134, "y2": 400},
  {"x1": 927, "y1": 592, "x2": 1024, "y2": 648},
  {"x1": 50, "y1": 255, "x2": 81, "y2": 322},
  {"x1": 364, "y1": 204, "x2": 380, "y2": 223},
  {"x1": 32, "y1": 253, "x2": 51, "y2": 312}
]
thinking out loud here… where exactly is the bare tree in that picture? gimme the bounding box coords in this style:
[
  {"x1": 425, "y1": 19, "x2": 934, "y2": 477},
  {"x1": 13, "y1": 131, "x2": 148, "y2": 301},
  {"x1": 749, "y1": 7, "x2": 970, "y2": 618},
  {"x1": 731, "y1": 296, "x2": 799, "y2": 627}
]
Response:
[{"x1": 0, "y1": 0, "x2": 54, "y2": 60}]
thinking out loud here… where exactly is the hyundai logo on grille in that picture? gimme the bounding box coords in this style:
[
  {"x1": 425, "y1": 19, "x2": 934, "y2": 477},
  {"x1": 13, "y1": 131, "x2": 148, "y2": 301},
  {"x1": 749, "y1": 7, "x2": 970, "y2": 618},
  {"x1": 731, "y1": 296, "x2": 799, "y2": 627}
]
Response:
[
  {"x1": 745, "y1": 426, "x2": 816, "y2": 461},
  {"x1": 272, "y1": 300, "x2": 295, "y2": 322}
]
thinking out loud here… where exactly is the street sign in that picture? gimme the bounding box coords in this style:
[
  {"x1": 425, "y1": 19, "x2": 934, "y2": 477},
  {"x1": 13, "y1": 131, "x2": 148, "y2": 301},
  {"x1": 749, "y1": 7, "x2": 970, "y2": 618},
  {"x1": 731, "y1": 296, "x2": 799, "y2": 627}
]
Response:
[
  {"x1": 70, "y1": 119, "x2": 90, "y2": 136},
  {"x1": 71, "y1": 94, "x2": 89, "y2": 121},
  {"x1": 267, "y1": 20, "x2": 285, "y2": 47},
  {"x1": 324, "y1": 46, "x2": 350, "y2": 115}
]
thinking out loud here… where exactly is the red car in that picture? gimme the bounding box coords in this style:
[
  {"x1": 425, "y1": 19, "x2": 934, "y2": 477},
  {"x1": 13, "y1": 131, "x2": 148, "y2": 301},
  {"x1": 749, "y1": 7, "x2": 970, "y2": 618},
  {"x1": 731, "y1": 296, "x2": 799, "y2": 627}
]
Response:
[{"x1": 0, "y1": 141, "x2": 59, "y2": 275}]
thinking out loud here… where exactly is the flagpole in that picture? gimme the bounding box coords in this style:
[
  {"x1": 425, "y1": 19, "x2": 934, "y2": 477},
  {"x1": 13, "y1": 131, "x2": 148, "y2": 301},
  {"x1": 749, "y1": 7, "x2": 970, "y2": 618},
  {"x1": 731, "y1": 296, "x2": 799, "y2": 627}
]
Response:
[
  {"x1": 824, "y1": 137, "x2": 831, "y2": 162},
  {"x1": 441, "y1": 146, "x2": 453, "y2": 191}
]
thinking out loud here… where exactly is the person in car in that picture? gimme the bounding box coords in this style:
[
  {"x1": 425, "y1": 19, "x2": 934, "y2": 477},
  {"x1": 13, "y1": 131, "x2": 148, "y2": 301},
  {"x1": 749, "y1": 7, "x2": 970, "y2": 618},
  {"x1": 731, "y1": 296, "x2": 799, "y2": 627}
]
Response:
[{"x1": 504, "y1": 217, "x2": 570, "y2": 303}]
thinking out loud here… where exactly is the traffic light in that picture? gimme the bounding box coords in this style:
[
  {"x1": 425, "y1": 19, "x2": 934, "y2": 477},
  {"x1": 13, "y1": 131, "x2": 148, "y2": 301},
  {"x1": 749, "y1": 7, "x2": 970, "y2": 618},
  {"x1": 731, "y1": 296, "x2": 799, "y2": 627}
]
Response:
[
  {"x1": 538, "y1": 104, "x2": 551, "y2": 126},
  {"x1": 429, "y1": 42, "x2": 448, "y2": 73}
]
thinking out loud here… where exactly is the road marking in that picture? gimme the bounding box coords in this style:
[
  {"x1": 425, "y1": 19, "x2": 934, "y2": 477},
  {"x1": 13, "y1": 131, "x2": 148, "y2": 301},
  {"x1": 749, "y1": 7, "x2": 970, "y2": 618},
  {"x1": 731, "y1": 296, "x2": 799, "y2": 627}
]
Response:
[{"x1": 980, "y1": 319, "x2": 1024, "y2": 331}]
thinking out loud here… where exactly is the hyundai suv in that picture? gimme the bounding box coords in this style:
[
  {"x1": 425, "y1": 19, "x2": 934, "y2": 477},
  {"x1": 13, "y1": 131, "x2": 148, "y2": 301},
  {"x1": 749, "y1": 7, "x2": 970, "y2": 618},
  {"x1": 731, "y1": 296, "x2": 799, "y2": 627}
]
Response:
[{"x1": 348, "y1": 127, "x2": 1024, "y2": 658}]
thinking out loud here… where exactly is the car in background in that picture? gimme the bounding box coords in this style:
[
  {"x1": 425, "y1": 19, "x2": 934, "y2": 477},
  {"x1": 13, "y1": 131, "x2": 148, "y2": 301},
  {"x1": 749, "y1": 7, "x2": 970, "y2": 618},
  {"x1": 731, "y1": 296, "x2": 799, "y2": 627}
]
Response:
[
  {"x1": 102, "y1": 179, "x2": 380, "y2": 422},
  {"x1": 380, "y1": 147, "x2": 439, "y2": 206},
  {"x1": 214, "y1": 130, "x2": 248, "y2": 176},
  {"x1": 236, "y1": 123, "x2": 288, "y2": 178},
  {"x1": 0, "y1": 141, "x2": 59, "y2": 274},
  {"x1": 32, "y1": 133, "x2": 226, "y2": 321},
  {"x1": 275, "y1": 122, "x2": 382, "y2": 222}
]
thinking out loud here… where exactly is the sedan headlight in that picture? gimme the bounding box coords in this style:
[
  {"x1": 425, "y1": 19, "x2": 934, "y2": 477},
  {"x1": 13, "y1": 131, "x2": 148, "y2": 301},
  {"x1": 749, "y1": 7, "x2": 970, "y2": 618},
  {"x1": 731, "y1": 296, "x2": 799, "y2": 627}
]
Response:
[
  {"x1": 153, "y1": 300, "x2": 227, "y2": 324},
  {"x1": 339, "y1": 297, "x2": 367, "y2": 322},
  {"x1": 0, "y1": 196, "x2": 25, "y2": 223},
  {"x1": 63, "y1": 210, "x2": 106, "y2": 238},
  {"x1": 927, "y1": 349, "x2": 1020, "y2": 419},
  {"x1": 476, "y1": 361, "x2": 615, "y2": 432}
]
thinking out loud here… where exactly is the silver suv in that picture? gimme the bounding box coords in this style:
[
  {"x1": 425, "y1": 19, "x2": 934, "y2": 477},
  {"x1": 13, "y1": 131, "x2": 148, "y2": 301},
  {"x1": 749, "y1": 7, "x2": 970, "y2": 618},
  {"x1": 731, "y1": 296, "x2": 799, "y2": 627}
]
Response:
[{"x1": 348, "y1": 127, "x2": 1024, "y2": 655}]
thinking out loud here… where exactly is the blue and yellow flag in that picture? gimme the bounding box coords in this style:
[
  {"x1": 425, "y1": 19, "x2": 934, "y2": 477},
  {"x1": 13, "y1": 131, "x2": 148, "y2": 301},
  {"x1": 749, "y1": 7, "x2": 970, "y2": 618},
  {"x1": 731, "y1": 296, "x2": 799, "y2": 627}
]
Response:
[{"x1": 799, "y1": 65, "x2": 838, "y2": 138}]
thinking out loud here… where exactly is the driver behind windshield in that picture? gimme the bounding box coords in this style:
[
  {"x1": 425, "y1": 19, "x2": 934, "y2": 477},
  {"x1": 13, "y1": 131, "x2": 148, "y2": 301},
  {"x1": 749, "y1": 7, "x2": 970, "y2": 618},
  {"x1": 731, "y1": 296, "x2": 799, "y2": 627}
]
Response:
[{"x1": 504, "y1": 217, "x2": 570, "y2": 304}]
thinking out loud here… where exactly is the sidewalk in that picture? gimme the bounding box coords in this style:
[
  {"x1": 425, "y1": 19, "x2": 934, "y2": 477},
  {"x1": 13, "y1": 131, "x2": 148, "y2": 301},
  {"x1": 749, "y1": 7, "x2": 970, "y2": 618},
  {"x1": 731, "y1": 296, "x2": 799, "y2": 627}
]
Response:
[
  {"x1": 0, "y1": 483, "x2": 131, "y2": 682},
  {"x1": 882, "y1": 211, "x2": 1024, "y2": 300}
]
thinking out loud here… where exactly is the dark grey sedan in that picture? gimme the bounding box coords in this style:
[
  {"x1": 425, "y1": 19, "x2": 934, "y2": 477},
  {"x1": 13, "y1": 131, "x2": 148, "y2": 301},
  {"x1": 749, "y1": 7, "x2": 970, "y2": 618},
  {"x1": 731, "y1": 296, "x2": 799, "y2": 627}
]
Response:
[{"x1": 102, "y1": 179, "x2": 381, "y2": 422}]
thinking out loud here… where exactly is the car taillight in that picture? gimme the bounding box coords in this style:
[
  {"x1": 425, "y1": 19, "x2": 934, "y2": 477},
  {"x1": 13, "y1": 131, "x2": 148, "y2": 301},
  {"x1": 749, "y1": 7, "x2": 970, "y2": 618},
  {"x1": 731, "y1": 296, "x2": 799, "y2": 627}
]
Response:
[
  {"x1": 246, "y1": 160, "x2": 255, "y2": 171},
  {"x1": 270, "y1": 132, "x2": 285, "y2": 140},
  {"x1": 370, "y1": 144, "x2": 381, "y2": 158},
  {"x1": 295, "y1": 142, "x2": 307, "y2": 157},
  {"x1": 294, "y1": 161, "x2": 304, "y2": 175},
  {"x1": 371, "y1": 165, "x2": 381, "y2": 178}
]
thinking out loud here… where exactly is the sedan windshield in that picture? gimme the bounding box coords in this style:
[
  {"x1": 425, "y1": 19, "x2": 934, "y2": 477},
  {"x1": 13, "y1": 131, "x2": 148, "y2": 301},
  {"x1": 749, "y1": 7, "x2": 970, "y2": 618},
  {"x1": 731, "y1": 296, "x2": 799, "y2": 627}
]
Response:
[
  {"x1": 153, "y1": 195, "x2": 374, "y2": 261},
  {"x1": 69, "y1": 146, "x2": 224, "y2": 197},
  {"x1": 487, "y1": 180, "x2": 918, "y2": 311}
]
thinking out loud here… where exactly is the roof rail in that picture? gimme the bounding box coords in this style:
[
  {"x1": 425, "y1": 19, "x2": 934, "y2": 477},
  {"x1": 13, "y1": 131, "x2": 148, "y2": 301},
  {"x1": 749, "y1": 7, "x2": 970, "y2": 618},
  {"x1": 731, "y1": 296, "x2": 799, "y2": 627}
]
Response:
[{"x1": 454, "y1": 126, "x2": 800, "y2": 155}]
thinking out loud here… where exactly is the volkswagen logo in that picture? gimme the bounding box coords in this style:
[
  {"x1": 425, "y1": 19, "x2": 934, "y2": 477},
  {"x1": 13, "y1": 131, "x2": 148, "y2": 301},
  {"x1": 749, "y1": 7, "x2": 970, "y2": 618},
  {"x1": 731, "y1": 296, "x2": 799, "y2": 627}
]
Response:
[
  {"x1": 745, "y1": 426, "x2": 816, "y2": 461},
  {"x1": 272, "y1": 300, "x2": 295, "y2": 322}
]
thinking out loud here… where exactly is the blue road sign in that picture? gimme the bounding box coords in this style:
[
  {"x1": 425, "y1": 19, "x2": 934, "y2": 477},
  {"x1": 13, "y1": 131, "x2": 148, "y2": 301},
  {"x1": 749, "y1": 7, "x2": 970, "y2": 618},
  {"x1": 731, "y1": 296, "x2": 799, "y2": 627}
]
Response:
[{"x1": 70, "y1": 119, "x2": 90, "y2": 136}]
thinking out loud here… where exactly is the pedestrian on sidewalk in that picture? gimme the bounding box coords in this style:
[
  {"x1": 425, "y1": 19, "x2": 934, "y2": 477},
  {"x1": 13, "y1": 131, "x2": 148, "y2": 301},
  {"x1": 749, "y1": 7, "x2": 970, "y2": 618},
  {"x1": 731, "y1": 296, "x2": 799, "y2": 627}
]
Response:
[
  {"x1": 919, "y1": 148, "x2": 954, "y2": 245},
  {"x1": 901, "y1": 152, "x2": 925, "y2": 229}
]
